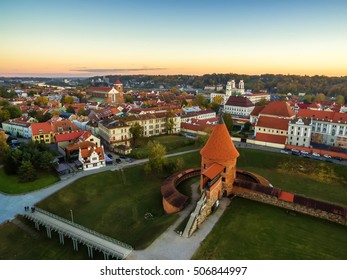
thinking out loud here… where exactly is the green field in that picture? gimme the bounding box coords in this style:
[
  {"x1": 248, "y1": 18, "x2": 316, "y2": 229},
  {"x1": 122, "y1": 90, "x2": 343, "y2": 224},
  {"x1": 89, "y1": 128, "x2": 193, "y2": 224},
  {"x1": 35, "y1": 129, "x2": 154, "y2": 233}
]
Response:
[
  {"x1": 1, "y1": 148, "x2": 347, "y2": 260},
  {"x1": 237, "y1": 149, "x2": 347, "y2": 205},
  {"x1": 193, "y1": 198, "x2": 347, "y2": 259},
  {"x1": 0, "y1": 168, "x2": 59, "y2": 194},
  {"x1": 35, "y1": 165, "x2": 179, "y2": 250}
]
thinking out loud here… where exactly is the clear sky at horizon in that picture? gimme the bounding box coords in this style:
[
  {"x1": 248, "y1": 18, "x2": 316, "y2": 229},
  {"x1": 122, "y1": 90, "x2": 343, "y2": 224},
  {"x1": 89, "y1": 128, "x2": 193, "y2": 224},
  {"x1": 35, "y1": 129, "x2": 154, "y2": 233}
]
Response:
[{"x1": 1, "y1": 0, "x2": 347, "y2": 77}]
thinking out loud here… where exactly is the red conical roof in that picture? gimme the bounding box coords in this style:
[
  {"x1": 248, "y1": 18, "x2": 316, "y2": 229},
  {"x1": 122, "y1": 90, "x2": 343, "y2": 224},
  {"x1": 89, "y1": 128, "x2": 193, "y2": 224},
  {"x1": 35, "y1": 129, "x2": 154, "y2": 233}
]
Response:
[{"x1": 200, "y1": 117, "x2": 239, "y2": 161}]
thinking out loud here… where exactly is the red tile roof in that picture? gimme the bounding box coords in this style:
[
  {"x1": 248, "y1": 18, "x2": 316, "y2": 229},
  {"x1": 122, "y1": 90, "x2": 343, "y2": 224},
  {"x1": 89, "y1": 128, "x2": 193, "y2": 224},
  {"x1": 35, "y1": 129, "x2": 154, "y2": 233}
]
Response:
[
  {"x1": 250, "y1": 106, "x2": 265, "y2": 116},
  {"x1": 257, "y1": 116, "x2": 290, "y2": 130},
  {"x1": 77, "y1": 130, "x2": 92, "y2": 142},
  {"x1": 200, "y1": 117, "x2": 239, "y2": 161},
  {"x1": 31, "y1": 122, "x2": 52, "y2": 135},
  {"x1": 297, "y1": 109, "x2": 347, "y2": 123},
  {"x1": 80, "y1": 146, "x2": 105, "y2": 160},
  {"x1": 55, "y1": 131, "x2": 84, "y2": 142},
  {"x1": 202, "y1": 163, "x2": 224, "y2": 179},
  {"x1": 279, "y1": 191, "x2": 294, "y2": 202},
  {"x1": 255, "y1": 133, "x2": 287, "y2": 144},
  {"x1": 260, "y1": 101, "x2": 295, "y2": 118},
  {"x1": 308, "y1": 102, "x2": 321, "y2": 109},
  {"x1": 51, "y1": 119, "x2": 80, "y2": 133},
  {"x1": 225, "y1": 96, "x2": 254, "y2": 107}
]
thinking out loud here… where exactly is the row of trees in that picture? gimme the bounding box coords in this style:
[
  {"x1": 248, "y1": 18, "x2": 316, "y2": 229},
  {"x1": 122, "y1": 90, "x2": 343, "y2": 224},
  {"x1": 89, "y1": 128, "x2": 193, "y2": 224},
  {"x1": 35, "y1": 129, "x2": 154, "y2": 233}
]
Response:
[
  {"x1": 91, "y1": 74, "x2": 347, "y2": 98},
  {"x1": 2, "y1": 141, "x2": 55, "y2": 182},
  {"x1": 0, "y1": 100, "x2": 22, "y2": 122}
]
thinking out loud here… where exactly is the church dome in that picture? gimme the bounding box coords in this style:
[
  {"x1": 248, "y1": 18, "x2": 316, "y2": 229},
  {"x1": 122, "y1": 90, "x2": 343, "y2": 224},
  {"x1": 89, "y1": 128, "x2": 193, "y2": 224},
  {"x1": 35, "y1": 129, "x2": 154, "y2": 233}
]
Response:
[{"x1": 200, "y1": 116, "x2": 239, "y2": 161}]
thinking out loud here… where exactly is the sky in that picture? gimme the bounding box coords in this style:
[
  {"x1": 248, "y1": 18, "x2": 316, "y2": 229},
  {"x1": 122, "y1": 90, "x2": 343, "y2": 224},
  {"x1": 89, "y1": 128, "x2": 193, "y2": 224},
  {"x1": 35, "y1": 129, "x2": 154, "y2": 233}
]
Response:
[{"x1": 1, "y1": 0, "x2": 347, "y2": 77}]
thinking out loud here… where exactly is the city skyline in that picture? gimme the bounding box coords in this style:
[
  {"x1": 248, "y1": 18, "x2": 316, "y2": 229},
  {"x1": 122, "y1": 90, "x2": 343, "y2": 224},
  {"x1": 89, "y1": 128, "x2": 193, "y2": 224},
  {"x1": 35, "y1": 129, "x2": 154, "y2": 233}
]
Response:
[{"x1": 1, "y1": 0, "x2": 347, "y2": 77}]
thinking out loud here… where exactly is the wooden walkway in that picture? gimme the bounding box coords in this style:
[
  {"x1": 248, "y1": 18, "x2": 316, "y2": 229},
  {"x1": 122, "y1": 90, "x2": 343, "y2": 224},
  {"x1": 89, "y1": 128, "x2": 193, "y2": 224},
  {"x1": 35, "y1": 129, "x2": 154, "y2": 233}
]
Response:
[{"x1": 24, "y1": 207, "x2": 133, "y2": 260}]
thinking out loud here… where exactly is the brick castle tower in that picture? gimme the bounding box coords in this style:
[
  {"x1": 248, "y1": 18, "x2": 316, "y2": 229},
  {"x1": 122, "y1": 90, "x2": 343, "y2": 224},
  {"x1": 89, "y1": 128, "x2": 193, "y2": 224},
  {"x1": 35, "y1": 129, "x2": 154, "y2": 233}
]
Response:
[{"x1": 199, "y1": 114, "x2": 239, "y2": 211}]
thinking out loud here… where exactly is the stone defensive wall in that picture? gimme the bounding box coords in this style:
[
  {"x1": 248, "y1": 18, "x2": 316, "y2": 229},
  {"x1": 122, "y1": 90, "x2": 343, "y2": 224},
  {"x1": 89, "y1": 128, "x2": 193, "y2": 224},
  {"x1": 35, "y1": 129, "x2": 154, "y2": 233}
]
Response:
[
  {"x1": 161, "y1": 168, "x2": 201, "y2": 214},
  {"x1": 233, "y1": 172, "x2": 347, "y2": 225},
  {"x1": 161, "y1": 167, "x2": 347, "y2": 226}
]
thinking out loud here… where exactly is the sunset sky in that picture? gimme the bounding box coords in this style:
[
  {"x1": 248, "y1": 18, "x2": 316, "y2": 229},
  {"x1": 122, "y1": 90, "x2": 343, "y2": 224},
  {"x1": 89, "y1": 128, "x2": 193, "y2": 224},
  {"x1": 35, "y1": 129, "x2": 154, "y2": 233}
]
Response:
[{"x1": 1, "y1": 0, "x2": 347, "y2": 77}]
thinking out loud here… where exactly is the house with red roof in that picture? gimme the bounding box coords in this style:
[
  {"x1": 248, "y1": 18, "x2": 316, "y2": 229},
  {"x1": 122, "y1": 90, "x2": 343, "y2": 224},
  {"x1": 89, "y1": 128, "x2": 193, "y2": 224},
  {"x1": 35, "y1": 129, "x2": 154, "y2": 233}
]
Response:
[
  {"x1": 254, "y1": 101, "x2": 295, "y2": 145},
  {"x1": 78, "y1": 145, "x2": 105, "y2": 171},
  {"x1": 30, "y1": 122, "x2": 54, "y2": 144}
]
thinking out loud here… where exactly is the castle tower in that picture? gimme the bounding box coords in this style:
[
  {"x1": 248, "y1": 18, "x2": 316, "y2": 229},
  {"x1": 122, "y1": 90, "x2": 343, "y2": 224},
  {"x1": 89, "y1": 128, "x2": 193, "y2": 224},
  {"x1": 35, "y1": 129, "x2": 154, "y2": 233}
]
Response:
[
  {"x1": 200, "y1": 115, "x2": 239, "y2": 199},
  {"x1": 114, "y1": 80, "x2": 123, "y2": 93}
]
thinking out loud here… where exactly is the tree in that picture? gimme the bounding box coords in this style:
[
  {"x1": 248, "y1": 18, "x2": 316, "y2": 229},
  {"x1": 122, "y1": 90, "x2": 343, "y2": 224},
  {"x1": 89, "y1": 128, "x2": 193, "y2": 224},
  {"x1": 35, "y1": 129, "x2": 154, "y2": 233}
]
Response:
[
  {"x1": 303, "y1": 94, "x2": 314, "y2": 103},
  {"x1": 315, "y1": 93, "x2": 326, "y2": 102},
  {"x1": 66, "y1": 105, "x2": 75, "y2": 114},
  {"x1": 336, "y1": 95, "x2": 345, "y2": 105},
  {"x1": 125, "y1": 94, "x2": 134, "y2": 104},
  {"x1": 3, "y1": 148, "x2": 23, "y2": 175},
  {"x1": 4, "y1": 106, "x2": 22, "y2": 119},
  {"x1": 144, "y1": 141, "x2": 166, "y2": 175},
  {"x1": 18, "y1": 160, "x2": 37, "y2": 182},
  {"x1": 37, "y1": 151, "x2": 55, "y2": 171},
  {"x1": 0, "y1": 109, "x2": 10, "y2": 122},
  {"x1": 170, "y1": 87, "x2": 180, "y2": 94},
  {"x1": 242, "y1": 121, "x2": 252, "y2": 132},
  {"x1": 165, "y1": 113, "x2": 175, "y2": 135},
  {"x1": 194, "y1": 94, "x2": 208, "y2": 108},
  {"x1": 129, "y1": 122, "x2": 144, "y2": 147},
  {"x1": 223, "y1": 113, "x2": 234, "y2": 134},
  {"x1": 77, "y1": 107, "x2": 87, "y2": 116},
  {"x1": 212, "y1": 95, "x2": 224, "y2": 105},
  {"x1": 34, "y1": 96, "x2": 49, "y2": 106},
  {"x1": 209, "y1": 102, "x2": 220, "y2": 113},
  {"x1": 0, "y1": 132, "x2": 9, "y2": 164},
  {"x1": 61, "y1": 95, "x2": 74, "y2": 105}
]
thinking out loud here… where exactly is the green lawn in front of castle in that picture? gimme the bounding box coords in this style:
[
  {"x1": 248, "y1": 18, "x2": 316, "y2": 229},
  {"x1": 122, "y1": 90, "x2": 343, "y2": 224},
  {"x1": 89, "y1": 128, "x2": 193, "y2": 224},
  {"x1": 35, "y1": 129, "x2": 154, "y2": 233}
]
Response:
[
  {"x1": 193, "y1": 197, "x2": 347, "y2": 259},
  {"x1": 0, "y1": 168, "x2": 59, "y2": 194},
  {"x1": 1, "y1": 148, "x2": 347, "y2": 260}
]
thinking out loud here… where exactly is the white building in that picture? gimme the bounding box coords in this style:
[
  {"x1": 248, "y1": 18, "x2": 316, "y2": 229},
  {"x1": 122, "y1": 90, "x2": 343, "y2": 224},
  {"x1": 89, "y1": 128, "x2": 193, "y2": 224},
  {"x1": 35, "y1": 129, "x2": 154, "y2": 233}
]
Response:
[
  {"x1": 297, "y1": 109, "x2": 347, "y2": 148},
  {"x1": 2, "y1": 119, "x2": 32, "y2": 138},
  {"x1": 224, "y1": 96, "x2": 255, "y2": 117},
  {"x1": 287, "y1": 118, "x2": 312, "y2": 147},
  {"x1": 78, "y1": 146, "x2": 106, "y2": 170}
]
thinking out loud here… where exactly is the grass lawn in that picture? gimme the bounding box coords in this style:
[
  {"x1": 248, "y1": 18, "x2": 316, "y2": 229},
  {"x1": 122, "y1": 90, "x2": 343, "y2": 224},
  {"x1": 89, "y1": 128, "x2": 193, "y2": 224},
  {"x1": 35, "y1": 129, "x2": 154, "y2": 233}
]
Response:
[
  {"x1": 0, "y1": 168, "x2": 59, "y2": 194},
  {"x1": 237, "y1": 149, "x2": 347, "y2": 206},
  {"x1": 130, "y1": 135, "x2": 196, "y2": 158},
  {"x1": 193, "y1": 198, "x2": 347, "y2": 260},
  {"x1": 36, "y1": 164, "x2": 179, "y2": 250},
  {"x1": 0, "y1": 218, "x2": 90, "y2": 260}
]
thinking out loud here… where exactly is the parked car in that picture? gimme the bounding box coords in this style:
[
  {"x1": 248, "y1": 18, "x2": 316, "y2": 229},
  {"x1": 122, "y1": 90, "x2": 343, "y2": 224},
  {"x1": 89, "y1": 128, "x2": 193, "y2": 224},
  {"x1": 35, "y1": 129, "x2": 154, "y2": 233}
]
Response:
[
  {"x1": 291, "y1": 148, "x2": 299, "y2": 153},
  {"x1": 323, "y1": 154, "x2": 332, "y2": 158},
  {"x1": 312, "y1": 152, "x2": 320, "y2": 157},
  {"x1": 115, "y1": 158, "x2": 121, "y2": 163},
  {"x1": 280, "y1": 149, "x2": 289, "y2": 154},
  {"x1": 120, "y1": 155, "x2": 126, "y2": 159},
  {"x1": 300, "y1": 150, "x2": 309, "y2": 155},
  {"x1": 107, "y1": 153, "x2": 113, "y2": 159}
]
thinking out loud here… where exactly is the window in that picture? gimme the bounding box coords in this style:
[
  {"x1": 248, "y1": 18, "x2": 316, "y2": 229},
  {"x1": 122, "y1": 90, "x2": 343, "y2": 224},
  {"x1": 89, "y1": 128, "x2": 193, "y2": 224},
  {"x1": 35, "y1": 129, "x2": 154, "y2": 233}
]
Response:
[
  {"x1": 224, "y1": 168, "x2": 226, "y2": 173},
  {"x1": 222, "y1": 177, "x2": 225, "y2": 182}
]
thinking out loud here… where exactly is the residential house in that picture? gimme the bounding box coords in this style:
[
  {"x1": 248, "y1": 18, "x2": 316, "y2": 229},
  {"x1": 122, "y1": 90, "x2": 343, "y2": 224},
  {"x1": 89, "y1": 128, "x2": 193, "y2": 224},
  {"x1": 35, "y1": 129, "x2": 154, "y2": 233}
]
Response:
[{"x1": 78, "y1": 146, "x2": 106, "y2": 170}]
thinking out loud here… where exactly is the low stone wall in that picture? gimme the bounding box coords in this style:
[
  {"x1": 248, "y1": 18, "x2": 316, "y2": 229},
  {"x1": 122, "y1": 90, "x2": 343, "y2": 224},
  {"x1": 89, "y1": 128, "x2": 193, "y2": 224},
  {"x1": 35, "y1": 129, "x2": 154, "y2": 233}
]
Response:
[{"x1": 233, "y1": 187, "x2": 346, "y2": 225}]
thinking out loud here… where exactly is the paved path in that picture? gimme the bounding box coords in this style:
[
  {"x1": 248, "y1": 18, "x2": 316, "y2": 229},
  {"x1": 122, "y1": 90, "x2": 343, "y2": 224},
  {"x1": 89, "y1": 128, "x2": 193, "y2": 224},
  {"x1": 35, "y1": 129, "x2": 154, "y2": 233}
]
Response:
[
  {"x1": 128, "y1": 191, "x2": 230, "y2": 260},
  {"x1": 0, "y1": 149, "x2": 200, "y2": 225},
  {"x1": 24, "y1": 208, "x2": 132, "y2": 259}
]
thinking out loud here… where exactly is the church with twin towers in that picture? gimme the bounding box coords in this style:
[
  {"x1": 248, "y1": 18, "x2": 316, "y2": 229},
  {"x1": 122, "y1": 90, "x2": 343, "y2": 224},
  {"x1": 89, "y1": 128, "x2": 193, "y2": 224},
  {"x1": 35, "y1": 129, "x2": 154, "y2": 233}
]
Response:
[{"x1": 211, "y1": 79, "x2": 245, "y2": 105}]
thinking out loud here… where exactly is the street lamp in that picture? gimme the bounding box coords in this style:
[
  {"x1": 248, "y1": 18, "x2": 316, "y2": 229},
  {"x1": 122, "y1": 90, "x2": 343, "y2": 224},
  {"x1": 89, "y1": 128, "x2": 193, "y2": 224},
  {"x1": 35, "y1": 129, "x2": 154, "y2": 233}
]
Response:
[{"x1": 70, "y1": 209, "x2": 74, "y2": 223}]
